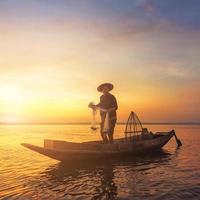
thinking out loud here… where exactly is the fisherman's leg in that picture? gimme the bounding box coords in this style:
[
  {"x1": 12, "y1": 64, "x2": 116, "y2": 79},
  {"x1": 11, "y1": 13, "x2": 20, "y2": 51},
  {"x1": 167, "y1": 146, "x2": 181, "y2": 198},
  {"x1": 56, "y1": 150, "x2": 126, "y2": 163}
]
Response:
[
  {"x1": 108, "y1": 119, "x2": 116, "y2": 144},
  {"x1": 108, "y1": 133, "x2": 113, "y2": 144}
]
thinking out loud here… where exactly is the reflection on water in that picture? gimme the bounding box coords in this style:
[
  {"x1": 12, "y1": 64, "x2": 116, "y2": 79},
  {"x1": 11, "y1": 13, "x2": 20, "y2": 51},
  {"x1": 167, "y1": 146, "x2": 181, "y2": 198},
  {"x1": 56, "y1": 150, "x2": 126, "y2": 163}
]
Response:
[
  {"x1": 40, "y1": 151, "x2": 172, "y2": 200},
  {"x1": 21, "y1": 150, "x2": 177, "y2": 199},
  {"x1": 0, "y1": 125, "x2": 200, "y2": 199}
]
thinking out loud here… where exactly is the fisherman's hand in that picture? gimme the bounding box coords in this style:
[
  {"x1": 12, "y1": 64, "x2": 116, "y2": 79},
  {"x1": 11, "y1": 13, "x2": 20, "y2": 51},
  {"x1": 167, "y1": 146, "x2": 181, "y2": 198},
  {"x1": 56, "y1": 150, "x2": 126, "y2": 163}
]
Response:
[
  {"x1": 92, "y1": 105, "x2": 97, "y2": 110},
  {"x1": 88, "y1": 102, "x2": 95, "y2": 108},
  {"x1": 88, "y1": 103, "x2": 97, "y2": 111}
]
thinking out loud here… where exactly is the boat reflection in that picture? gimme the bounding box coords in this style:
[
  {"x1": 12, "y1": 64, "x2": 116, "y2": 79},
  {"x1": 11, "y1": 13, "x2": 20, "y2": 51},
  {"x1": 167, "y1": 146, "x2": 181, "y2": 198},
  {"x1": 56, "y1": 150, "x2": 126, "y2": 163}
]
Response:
[{"x1": 34, "y1": 150, "x2": 176, "y2": 199}]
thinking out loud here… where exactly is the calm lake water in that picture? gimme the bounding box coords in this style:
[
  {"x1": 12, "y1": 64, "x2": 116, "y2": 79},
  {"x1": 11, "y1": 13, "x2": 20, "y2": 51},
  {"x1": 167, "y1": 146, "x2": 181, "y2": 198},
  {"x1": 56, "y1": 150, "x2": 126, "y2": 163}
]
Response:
[{"x1": 0, "y1": 124, "x2": 200, "y2": 200}]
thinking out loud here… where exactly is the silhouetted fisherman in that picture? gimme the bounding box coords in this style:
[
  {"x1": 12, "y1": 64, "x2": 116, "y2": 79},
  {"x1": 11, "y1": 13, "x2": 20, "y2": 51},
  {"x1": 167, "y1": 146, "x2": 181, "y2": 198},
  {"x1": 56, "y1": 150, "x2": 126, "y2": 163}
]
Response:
[{"x1": 89, "y1": 83, "x2": 118, "y2": 143}]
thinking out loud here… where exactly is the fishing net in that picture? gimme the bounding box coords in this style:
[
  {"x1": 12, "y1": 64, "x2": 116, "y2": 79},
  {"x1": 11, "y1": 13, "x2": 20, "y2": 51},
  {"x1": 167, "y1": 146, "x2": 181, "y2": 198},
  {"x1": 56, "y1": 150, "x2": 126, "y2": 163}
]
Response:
[
  {"x1": 88, "y1": 102, "x2": 110, "y2": 133},
  {"x1": 88, "y1": 102, "x2": 98, "y2": 131},
  {"x1": 102, "y1": 112, "x2": 110, "y2": 134}
]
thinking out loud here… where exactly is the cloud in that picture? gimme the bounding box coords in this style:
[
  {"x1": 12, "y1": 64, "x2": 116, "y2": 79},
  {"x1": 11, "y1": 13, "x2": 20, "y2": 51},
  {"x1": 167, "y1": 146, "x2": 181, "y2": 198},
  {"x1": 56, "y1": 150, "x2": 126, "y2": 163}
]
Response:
[{"x1": 0, "y1": 0, "x2": 199, "y2": 122}]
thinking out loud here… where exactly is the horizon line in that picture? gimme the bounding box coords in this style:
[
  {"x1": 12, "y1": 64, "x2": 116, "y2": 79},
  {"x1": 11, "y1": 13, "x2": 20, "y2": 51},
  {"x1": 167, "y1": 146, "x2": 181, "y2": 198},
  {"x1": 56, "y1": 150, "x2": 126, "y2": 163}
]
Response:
[{"x1": 0, "y1": 122, "x2": 200, "y2": 125}]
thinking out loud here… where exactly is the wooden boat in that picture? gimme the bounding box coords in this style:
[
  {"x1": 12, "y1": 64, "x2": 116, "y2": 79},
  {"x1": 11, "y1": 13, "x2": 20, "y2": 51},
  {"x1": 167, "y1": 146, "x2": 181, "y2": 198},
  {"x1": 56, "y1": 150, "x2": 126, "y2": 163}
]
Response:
[
  {"x1": 21, "y1": 112, "x2": 182, "y2": 162},
  {"x1": 21, "y1": 130, "x2": 176, "y2": 162}
]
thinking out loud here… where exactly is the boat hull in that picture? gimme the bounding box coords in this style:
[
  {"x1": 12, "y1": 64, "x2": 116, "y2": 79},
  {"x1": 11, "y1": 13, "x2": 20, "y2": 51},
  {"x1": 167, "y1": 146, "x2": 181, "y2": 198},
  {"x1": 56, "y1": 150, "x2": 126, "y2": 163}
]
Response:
[{"x1": 21, "y1": 131, "x2": 174, "y2": 162}]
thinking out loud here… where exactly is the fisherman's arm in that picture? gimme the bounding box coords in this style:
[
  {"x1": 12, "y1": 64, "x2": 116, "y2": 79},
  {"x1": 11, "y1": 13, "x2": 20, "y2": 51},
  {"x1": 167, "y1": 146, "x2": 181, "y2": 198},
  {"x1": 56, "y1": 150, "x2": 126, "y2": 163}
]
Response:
[{"x1": 94, "y1": 95, "x2": 103, "y2": 109}]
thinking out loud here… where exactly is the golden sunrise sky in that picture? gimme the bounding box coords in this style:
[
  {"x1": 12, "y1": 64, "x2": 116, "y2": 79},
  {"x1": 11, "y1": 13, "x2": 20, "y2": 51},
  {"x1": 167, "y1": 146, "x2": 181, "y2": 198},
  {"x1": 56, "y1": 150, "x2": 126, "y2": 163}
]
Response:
[{"x1": 0, "y1": 0, "x2": 199, "y2": 123}]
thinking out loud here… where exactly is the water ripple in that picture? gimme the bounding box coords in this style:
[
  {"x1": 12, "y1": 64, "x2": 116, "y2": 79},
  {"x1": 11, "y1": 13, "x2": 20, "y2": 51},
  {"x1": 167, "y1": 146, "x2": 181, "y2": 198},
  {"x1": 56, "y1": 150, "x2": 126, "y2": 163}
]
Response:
[{"x1": 0, "y1": 125, "x2": 200, "y2": 199}]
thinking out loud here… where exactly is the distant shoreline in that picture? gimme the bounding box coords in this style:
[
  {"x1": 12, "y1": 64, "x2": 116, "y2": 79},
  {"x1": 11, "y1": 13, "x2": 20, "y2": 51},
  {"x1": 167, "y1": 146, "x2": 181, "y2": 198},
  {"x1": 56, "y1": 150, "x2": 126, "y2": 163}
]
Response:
[{"x1": 0, "y1": 122, "x2": 200, "y2": 125}]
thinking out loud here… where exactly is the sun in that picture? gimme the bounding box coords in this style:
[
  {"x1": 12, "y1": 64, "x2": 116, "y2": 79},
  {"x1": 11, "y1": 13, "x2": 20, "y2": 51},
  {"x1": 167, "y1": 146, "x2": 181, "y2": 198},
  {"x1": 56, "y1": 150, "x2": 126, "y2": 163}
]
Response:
[
  {"x1": 0, "y1": 85, "x2": 26, "y2": 123},
  {"x1": 0, "y1": 85, "x2": 24, "y2": 102}
]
